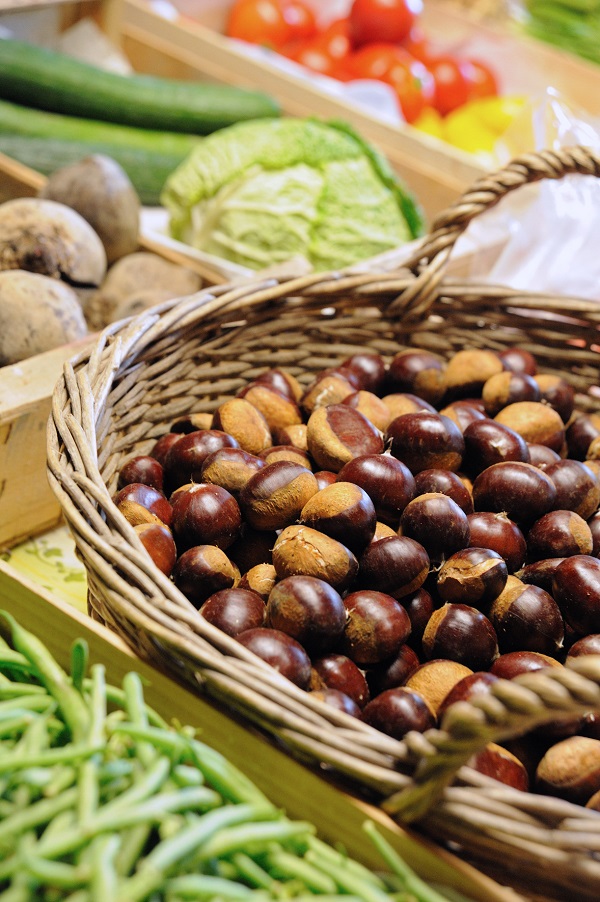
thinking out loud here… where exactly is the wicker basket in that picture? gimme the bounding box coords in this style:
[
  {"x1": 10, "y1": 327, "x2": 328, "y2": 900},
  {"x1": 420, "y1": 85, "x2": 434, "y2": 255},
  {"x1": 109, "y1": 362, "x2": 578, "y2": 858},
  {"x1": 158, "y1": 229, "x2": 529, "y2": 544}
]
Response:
[{"x1": 48, "y1": 146, "x2": 600, "y2": 901}]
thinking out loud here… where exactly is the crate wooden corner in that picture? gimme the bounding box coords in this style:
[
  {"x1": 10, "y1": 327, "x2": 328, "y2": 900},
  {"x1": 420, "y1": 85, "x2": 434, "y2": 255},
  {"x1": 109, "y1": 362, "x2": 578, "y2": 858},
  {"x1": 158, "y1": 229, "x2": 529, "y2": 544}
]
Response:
[{"x1": 0, "y1": 555, "x2": 524, "y2": 902}]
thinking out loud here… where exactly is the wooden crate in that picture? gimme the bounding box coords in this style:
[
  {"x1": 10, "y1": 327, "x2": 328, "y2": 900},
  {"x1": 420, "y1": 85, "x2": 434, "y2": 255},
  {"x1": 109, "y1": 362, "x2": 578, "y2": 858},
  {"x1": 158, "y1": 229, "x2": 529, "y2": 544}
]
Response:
[{"x1": 0, "y1": 554, "x2": 525, "y2": 902}]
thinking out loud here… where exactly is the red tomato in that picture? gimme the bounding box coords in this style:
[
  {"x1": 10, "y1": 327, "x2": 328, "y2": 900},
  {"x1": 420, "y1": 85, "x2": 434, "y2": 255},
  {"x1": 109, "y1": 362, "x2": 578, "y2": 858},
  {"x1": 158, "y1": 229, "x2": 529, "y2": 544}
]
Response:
[
  {"x1": 317, "y1": 17, "x2": 352, "y2": 62},
  {"x1": 384, "y1": 52, "x2": 435, "y2": 123},
  {"x1": 428, "y1": 55, "x2": 471, "y2": 116},
  {"x1": 346, "y1": 43, "x2": 404, "y2": 81},
  {"x1": 226, "y1": 0, "x2": 292, "y2": 48},
  {"x1": 463, "y1": 58, "x2": 499, "y2": 100},
  {"x1": 282, "y1": 0, "x2": 318, "y2": 42},
  {"x1": 348, "y1": 0, "x2": 423, "y2": 48},
  {"x1": 287, "y1": 38, "x2": 339, "y2": 77},
  {"x1": 400, "y1": 25, "x2": 431, "y2": 63}
]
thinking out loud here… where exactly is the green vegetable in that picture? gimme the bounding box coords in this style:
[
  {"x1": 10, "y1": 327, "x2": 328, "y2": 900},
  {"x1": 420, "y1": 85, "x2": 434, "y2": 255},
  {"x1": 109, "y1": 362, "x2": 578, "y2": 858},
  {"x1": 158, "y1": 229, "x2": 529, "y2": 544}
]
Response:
[
  {"x1": 161, "y1": 117, "x2": 425, "y2": 272},
  {"x1": 0, "y1": 613, "x2": 454, "y2": 901},
  {"x1": 0, "y1": 38, "x2": 280, "y2": 134}
]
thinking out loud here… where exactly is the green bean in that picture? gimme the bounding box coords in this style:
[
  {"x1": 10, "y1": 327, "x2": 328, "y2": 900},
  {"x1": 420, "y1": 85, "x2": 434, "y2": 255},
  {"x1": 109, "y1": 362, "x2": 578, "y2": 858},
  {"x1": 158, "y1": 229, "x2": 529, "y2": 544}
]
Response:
[
  {"x1": 264, "y1": 845, "x2": 338, "y2": 894},
  {"x1": 197, "y1": 819, "x2": 315, "y2": 864},
  {"x1": 0, "y1": 613, "x2": 90, "y2": 741},
  {"x1": 70, "y1": 639, "x2": 89, "y2": 695},
  {"x1": 0, "y1": 740, "x2": 104, "y2": 773},
  {"x1": 230, "y1": 851, "x2": 278, "y2": 891},
  {"x1": 0, "y1": 682, "x2": 48, "y2": 698},
  {"x1": 165, "y1": 874, "x2": 263, "y2": 899},
  {"x1": 89, "y1": 833, "x2": 121, "y2": 902},
  {"x1": 0, "y1": 712, "x2": 36, "y2": 739},
  {"x1": 22, "y1": 854, "x2": 91, "y2": 891},
  {"x1": 362, "y1": 821, "x2": 453, "y2": 902},
  {"x1": 304, "y1": 849, "x2": 395, "y2": 902},
  {"x1": 0, "y1": 786, "x2": 78, "y2": 846},
  {"x1": 114, "y1": 823, "x2": 153, "y2": 879},
  {"x1": 307, "y1": 835, "x2": 388, "y2": 889}
]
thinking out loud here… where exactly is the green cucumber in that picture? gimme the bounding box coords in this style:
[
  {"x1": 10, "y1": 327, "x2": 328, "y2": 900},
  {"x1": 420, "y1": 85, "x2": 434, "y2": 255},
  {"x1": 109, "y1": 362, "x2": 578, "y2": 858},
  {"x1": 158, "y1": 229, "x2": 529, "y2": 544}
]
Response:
[{"x1": 0, "y1": 38, "x2": 281, "y2": 134}]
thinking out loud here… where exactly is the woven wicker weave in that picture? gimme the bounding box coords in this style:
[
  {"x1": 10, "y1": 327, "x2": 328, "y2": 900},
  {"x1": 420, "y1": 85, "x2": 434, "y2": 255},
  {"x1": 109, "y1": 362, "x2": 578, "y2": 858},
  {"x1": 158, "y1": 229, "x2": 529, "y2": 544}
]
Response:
[{"x1": 48, "y1": 146, "x2": 600, "y2": 900}]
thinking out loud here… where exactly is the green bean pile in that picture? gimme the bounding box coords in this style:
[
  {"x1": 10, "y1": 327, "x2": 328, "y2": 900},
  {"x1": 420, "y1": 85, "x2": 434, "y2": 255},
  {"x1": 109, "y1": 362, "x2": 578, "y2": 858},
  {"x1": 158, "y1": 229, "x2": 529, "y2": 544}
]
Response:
[{"x1": 0, "y1": 612, "x2": 454, "y2": 902}]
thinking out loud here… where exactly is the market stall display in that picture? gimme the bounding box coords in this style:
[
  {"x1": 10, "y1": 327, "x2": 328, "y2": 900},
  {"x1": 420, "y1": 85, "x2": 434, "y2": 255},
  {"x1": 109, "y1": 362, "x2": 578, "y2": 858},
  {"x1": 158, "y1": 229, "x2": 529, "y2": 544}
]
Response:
[{"x1": 47, "y1": 145, "x2": 600, "y2": 901}]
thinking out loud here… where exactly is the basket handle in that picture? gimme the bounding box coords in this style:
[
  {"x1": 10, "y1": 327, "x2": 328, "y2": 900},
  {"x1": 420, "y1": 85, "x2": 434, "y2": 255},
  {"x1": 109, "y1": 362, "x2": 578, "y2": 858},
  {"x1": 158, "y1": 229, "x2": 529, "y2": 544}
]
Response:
[
  {"x1": 389, "y1": 145, "x2": 600, "y2": 321},
  {"x1": 383, "y1": 654, "x2": 600, "y2": 823}
]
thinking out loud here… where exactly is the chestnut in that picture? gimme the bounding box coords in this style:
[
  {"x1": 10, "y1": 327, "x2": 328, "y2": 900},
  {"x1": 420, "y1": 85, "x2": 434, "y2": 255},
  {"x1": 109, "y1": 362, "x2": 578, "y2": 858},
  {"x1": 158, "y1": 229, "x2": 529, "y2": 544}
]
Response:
[
  {"x1": 535, "y1": 736, "x2": 600, "y2": 805},
  {"x1": 301, "y1": 370, "x2": 356, "y2": 415},
  {"x1": 413, "y1": 469, "x2": 473, "y2": 515},
  {"x1": 590, "y1": 511, "x2": 600, "y2": 558},
  {"x1": 310, "y1": 688, "x2": 361, "y2": 718},
  {"x1": 366, "y1": 644, "x2": 420, "y2": 696},
  {"x1": 371, "y1": 521, "x2": 398, "y2": 542},
  {"x1": 566, "y1": 414, "x2": 600, "y2": 461},
  {"x1": 312, "y1": 653, "x2": 370, "y2": 708},
  {"x1": 238, "y1": 563, "x2": 277, "y2": 601},
  {"x1": 163, "y1": 429, "x2": 239, "y2": 493},
  {"x1": 497, "y1": 347, "x2": 537, "y2": 376},
  {"x1": 567, "y1": 634, "x2": 600, "y2": 660},
  {"x1": 341, "y1": 390, "x2": 391, "y2": 432},
  {"x1": 266, "y1": 575, "x2": 346, "y2": 654},
  {"x1": 534, "y1": 373, "x2": 575, "y2": 423},
  {"x1": 170, "y1": 413, "x2": 214, "y2": 434},
  {"x1": 490, "y1": 650, "x2": 563, "y2": 679},
  {"x1": 113, "y1": 483, "x2": 173, "y2": 528},
  {"x1": 405, "y1": 659, "x2": 474, "y2": 716},
  {"x1": 239, "y1": 460, "x2": 318, "y2": 531},
  {"x1": 340, "y1": 352, "x2": 387, "y2": 394},
  {"x1": 545, "y1": 459, "x2": 600, "y2": 520},
  {"x1": 421, "y1": 604, "x2": 499, "y2": 672},
  {"x1": 237, "y1": 383, "x2": 303, "y2": 432},
  {"x1": 466, "y1": 511, "x2": 527, "y2": 573},
  {"x1": 482, "y1": 370, "x2": 541, "y2": 416},
  {"x1": 385, "y1": 349, "x2": 447, "y2": 406},
  {"x1": 494, "y1": 401, "x2": 565, "y2": 454},
  {"x1": 337, "y1": 453, "x2": 416, "y2": 525},
  {"x1": 299, "y1": 482, "x2": 376, "y2": 554},
  {"x1": 438, "y1": 670, "x2": 499, "y2": 718},
  {"x1": 272, "y1": 423, "x2": 308, "y2": 451},
  {"x1": 488, "y1": 578, "x2": 564, "y2": 656},
  {"x1": 149, "y1": 432, "x2": 182, "y2": 467},
  {"x1": 472, "y1": 461, "x2": 557, "y2": 527},
  {"x1": 398, "y1": 587, "x2": 435, "y2": 651},
  {"x1": 399, "y1": 492, "x2": 470, "y2": 563},
  {"x1": 443, "y1": 348, "x2": 504, "y2": 401},
  {"x1": 200, "y1": 587, "x2": 266, "y2": 637},
  {"x1": 467, "y1": 743, "x2": 529, "y2": 792},
  {"x1": 228, "y1": 525, "x2": 275, "y2": 572},
  {"x1": 260, "y1": 445, "x2": 312, "y2": 469},
  {"x1": 254, "y1": 367, "x2": 303, "y2": 403},
  {"x1": 171, "y1": 483, "x2": 242, "y2": 552},
  {"x1": 381, "y1": 392, "x2": 437, "y2": 420},
  {"x1": 212, "y1": 398, "x2": 271, "y2": 455},
  {"x1": 307, "y1": 404, "x2": 383, "y2": 472},
  {"x1": 386, "y1": 411, "x2": 464, "y2": 475},
  {"x1": 519, "y1": 558, "x2": 566, "y2": 594},
  {"x1": 526, "y1": 510, "x2": 593, "y2": 560},
  {"x1": 341, "y1": 590, "x2": 411, "y2": 666},
  {"x1": 361, "y1": 687, "x2": 436, "y2": 740},
  {"x1": 118, "y1": 455, "x2": 164, "y2": 492},
  {"x1": 438, "y1": 399, "x2": 488, "y2": 433},
  {"x1": 527, "y1": 443, "x2": 561, "y2": 470},
  {"x1": 357, "y1": 535, "x2": 430, "y2": 599},
  {"x1": 173, "y1": 545, "x2": 240, "y2": 608},
  {"x1": 552, "y1": 555, "x2": 600, "y2": 635},
  {"x1": 437, "y1": 547, "x2": 508, "y2": 607},
  {"x1": 272, "y1": 525, "x2": 358, "y2": 592},
  {"x1": 314, "y1": 470, "x2": 337, "y2": 491},
  {"x1": 237, "y1": 627, "x2": 312, "y2": 690},
  {"x1": 133, "y1": 522, "x2": 177, "y2": 576},
  {"x1": 200, "y1": 447, "x2": 265, "y2": 498},
  {"x1": 463, "y1": 419, "x2": 530, "y2": 476}
]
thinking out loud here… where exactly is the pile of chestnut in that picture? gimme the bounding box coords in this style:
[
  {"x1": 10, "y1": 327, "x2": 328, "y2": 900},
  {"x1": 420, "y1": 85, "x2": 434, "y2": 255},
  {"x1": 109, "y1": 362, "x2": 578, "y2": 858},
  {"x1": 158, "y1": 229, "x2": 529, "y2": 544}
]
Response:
[{"x1": 114, "y1": 345, "x2": 600, "y2": 810}]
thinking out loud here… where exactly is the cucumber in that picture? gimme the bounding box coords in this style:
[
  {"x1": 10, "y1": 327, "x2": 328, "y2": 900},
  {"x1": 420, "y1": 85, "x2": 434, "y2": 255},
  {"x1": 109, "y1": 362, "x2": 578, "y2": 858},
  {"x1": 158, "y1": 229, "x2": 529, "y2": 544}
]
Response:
[
  {"x1": 0, "y1": 99, "x2": 202, "y2": 205},
  {"x1": 0, "y1": 38, "x2": 281, "y2": 134}
]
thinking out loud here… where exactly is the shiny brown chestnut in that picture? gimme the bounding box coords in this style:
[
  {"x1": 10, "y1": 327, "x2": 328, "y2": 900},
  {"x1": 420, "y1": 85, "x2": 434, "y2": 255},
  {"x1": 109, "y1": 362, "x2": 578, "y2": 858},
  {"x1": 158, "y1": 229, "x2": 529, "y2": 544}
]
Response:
[
  {"x1": 309, "y1": 688, "x2": 361, "y2": 718},
  {"x1": 169, "y1": 413, "x2": 214, "y2": 434},
  {"x1": 463, "y1": 419, "x2": 530, "y2": 476},
  {"x1": 590, "y1": 512, "x2": 600, "y2": 558},
  {"x1": 340, "y1": 352, "x2": 387, "y2": 394},
  {"x1": 405, "y1": 659, "x2": 473, "y2": 716},
  {"x1": 238, "y1": 563, "x2": 277, "y2": 601},
  {"x1": 399, "y1": 492, "x2": 470, "y2": 563},
  {"x1": 357, "y1": 535, "x2": 430, "y2": 599},
  {"x1": 382, "y1": 392, "x2": 437, "y2": 419},
  {"x1": 438, "y1": 399, "x2": 488, "y2": 433},
  {"x1": 300, "y1": 370, "x2": 356, "y2": 415},
  {"x1": 236, "y1": 383, "x2": 303, "y2": 432},
  {"x1": 260, "y1": 445, "x2": 313, "y2": 469},
  {"x1": 113, "y1": 483, "x2": 173, "y2": 528},
  {"x1": 545, "y1": 459, "x2": 600, "y2": 520},
  {"x1": 534, "y1": 373, "x2": 576, "y2": 423},
  {"x1": 481, "y1": 371, "x2": 541, "y2": 417},
  {"x1": 552, "y1": 555, "x2": 600, "y2": 636},
  {"x1": 212, "y1": 397, "x2": 271, "y2": 455},
  {"x1": 536, "y1": 736, "x2": 600, "y2": 805},
  {"x1": 566, "y1": 414, "x2": 600, "y2": 461},
  {"x1": 526, "y1": 510, "x2": 593, "y2": 561},
  {"x1": 164, "y1": 429, "x2": 239, "y2": 493},
  {"x1": 385, "y1": 349, "x2": 447, "y2": 406},
  {"x1": 314, "y1": 470, "x2": 337, "y2": 491},
  {"x1": 312, "y1": 653, "x2": 370, "y2": 708},
  {"x1": 170, "y1": 483, "x2": 241, "y2": 551},
  {"x1": 527, "y1": 443, "x2": 561, "y2": 470},
  {"x1": 133, "y1": 522, "x2": 177, "y2": 576},
  {"x1": 118, "y1": 455, "x2": 164, "y2": 492},
  {"x1": 239, "y1": 460, "x2": 318, "y2": 531},
  {"x1": 519, "y1": 558, "x2": 566, "y2": 594},
  {"x1": 307, "y1": 404, "x2": 383, "y2": 472},
  {"x1": 173, "y1": 545, "x2": 240, "y2": 608},
  {"x1": 437, "y1": 547, "x2": 508, "y2": 607},
  {"x1": 398, "y1": 588, "x2": 435, "y2": 651},
  {"x1": 299, "y1": 481, "x2": 376, "y2": 554},
  {"x1": 421, "y1": 604, "x2": 499, "y2": 672},
  {"x1": 266, "y1": 575, "x2": 346, "y2": 654},
  {"x1": 361, "y1": 687, "x2": 436, "y2": 740},
  {"x1": 149, "y1": 432, "x2": 182, "y2": 468},
  {"x1": 467, "y1": 743, "x2": 530, "y2": 791},
  {"x1": 413, "y1": 469, "x2": 473, "y2": 514},
  {"x1": 443, "y1": 348, "x2": 504, "y2": 400},
  {"x1": 341, "y1": 390, "x2": 391, "y2": 432},
  {"x1": 494, "y1": 401, "x2": 565, "y2": 453},
  {"x1": 272, "y1": 423, "x2": 308, "y2": 451},
  {"x1": 466, "y1": 511, "x2": 527, "y2": 573},
  {"x1": 341, "y1": 590, "x2": 412, "y2": 666},
  {"x1": 337, "y1": 453, "x2": 416, "y2": 525},
  {"x1": 200, "y1": 587, "x2": 266, "y2": 637},
  {"x1": 472, "y1": 461, "x2": 557, "y2": 527},
  {"x1": 366, "y1": 644, "x2": 420, "y2": 696},
  {"x1": 497, "y1": 347, "x2": 537, "y2": 376},
  {"x1": 488, "y1": 577, "x2": 564, "y2": 656},
  {"x1": 567, "y1": 634, "x2": 600, "y2": 660},
  {"x1": 437, "y1": 670, "x2": 500, "y2": 717},
  {"x1": 236, "y1": 627, "x2": 312, "y2": 690},
  {"x1": 254, "y1": 367, "x2": 303, "y2": 403},
  {"x1": 200, "y1": 447, "x2": 265, "y2": 498},
  {"x1": 490, "y1": 649, "x2": 563, "y2": 679},
  {"x1": 386, "y1": 411, "x2": 464, "y2": 475},
  {"x1": 272, "y1": 525, "x2": 358, "y2": 592}
]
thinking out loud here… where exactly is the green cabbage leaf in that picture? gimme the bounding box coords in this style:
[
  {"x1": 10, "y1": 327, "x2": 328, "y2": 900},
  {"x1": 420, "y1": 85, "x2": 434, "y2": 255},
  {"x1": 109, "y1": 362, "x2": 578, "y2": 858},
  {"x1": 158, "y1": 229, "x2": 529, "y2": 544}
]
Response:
[{"x1": 161, "y1": 117, "x2": 425, "y2": 271}]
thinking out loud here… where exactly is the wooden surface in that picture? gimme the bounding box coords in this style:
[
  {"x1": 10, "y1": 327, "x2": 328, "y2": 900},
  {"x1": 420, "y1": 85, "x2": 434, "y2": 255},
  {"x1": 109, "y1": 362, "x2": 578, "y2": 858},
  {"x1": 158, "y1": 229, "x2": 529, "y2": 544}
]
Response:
[{"x1": 0, "y1": 556, "x2": 525, "y2": 902}]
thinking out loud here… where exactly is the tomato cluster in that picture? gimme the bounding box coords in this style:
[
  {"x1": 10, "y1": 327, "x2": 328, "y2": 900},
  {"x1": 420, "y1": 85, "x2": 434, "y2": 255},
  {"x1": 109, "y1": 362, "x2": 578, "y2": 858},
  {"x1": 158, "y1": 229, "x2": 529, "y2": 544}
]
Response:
[{"x1": 225, "y1": 0, "x2": 499, "y2": 125}]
